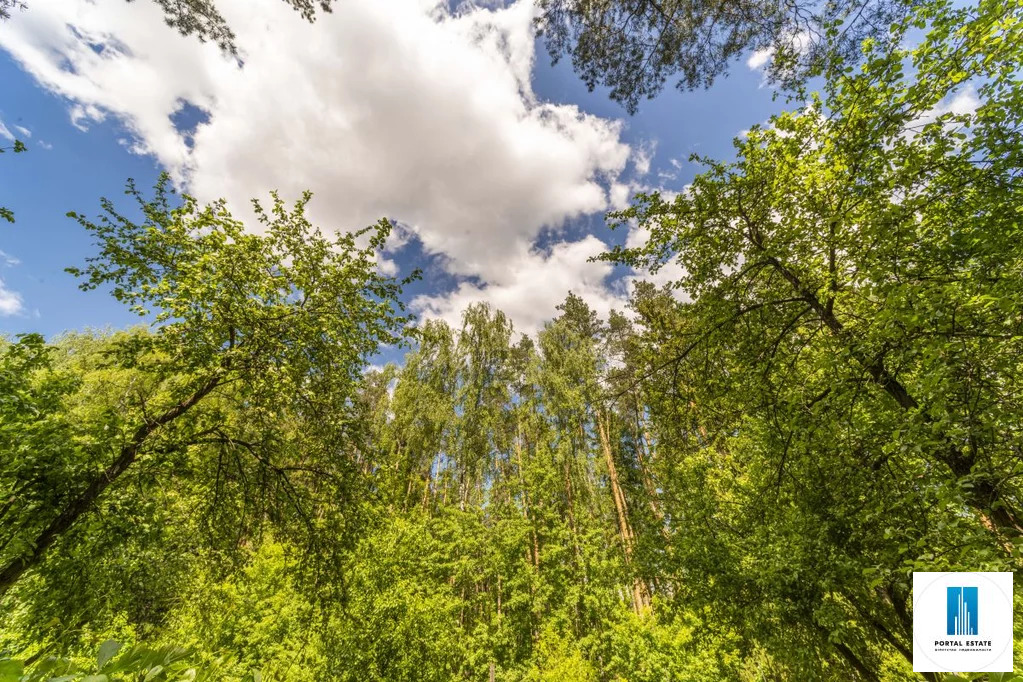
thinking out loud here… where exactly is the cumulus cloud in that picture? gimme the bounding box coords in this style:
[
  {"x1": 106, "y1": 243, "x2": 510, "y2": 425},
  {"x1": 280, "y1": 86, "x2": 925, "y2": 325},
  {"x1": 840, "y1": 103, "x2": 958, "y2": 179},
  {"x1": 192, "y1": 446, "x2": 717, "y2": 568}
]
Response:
[
  {"x1": 0, "y1": 249, "x2": 24, "y2": 315},
  {"x1": 1, "y1": 0, "x2": 630, "y2": 267},
  {"x1": 747, "y1": 48, "x2": 774, "y2": 71},
  {"x1": 411, "y1": 235, "x2": 625, "y2": 337},
  {"x1": 0, "y1": 279, "x2": 24, "y2": 316},
  {"x1": 0, "y1": 0, "x2": 641, "y2": 332}
]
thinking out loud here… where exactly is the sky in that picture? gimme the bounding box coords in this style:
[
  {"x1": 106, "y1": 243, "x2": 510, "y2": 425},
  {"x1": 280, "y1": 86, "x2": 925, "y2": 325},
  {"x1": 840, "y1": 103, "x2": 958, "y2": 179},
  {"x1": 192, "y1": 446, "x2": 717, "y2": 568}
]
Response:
[{"x1": 0, "y1": 0, "x2": 785, "y2": 350}]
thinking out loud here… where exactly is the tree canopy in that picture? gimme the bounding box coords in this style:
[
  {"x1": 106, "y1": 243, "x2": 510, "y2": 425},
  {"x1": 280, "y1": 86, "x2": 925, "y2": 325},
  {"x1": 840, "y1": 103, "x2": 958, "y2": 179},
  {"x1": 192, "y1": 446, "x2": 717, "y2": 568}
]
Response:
[{"x1": 535, "y1": 0, "x2": 918, "y2": 113}]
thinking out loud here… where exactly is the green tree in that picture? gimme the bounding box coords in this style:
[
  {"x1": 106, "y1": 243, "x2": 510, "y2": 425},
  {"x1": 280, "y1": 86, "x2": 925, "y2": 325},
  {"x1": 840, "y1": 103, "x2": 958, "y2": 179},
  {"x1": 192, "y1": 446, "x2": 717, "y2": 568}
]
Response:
[
  {"x1": 601, "y1": 0, "x2": 1023, "y2": 676},
  {"x1": 0, "y1": 176, "x2": 412, "y2": 598},
  {"x1": 604, "y1": 0, "x2": 1023, "y2": 540},
  {"x1": 535, "y1": 0, "x2": 916, "y2": 113}
]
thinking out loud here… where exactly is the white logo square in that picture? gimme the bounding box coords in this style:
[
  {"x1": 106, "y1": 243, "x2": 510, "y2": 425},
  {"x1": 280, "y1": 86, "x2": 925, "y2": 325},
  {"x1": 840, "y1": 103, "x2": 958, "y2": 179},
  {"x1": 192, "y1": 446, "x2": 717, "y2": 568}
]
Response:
[{"x1": 913, "y1": 571, "x2": 1014, "y2": 673}]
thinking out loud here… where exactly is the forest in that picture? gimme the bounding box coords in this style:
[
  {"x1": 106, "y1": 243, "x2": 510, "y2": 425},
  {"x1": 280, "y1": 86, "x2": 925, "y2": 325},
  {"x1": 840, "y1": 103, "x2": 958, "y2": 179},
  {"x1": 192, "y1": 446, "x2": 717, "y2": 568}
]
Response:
[{"x1": 2, "y1": 0, "x2": 1023, "y2": 679}]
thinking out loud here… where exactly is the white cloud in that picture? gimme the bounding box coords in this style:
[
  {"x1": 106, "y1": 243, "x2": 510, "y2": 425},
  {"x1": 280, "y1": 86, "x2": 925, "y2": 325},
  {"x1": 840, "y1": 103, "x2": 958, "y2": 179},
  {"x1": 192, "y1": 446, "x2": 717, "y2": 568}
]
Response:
[
  {"x1": 633, "y1": 140, "x2": 655, "y2": 176},
  {"x1": 411, "y1": 235, "x2": 625, "y2": 337},
  {"x1": 747, "y1": 48, "x2": 774, "y2": 70},
  {"x1": 746, "y1": 29, "x2": 812, "y2": 78},
  {"x1": 901, "y1": 86, "x2": 980, "y2": 141},
  {"x1": 0, "y1": 0, "x2": 632, "y2": 284},
  {"x1": 13, "y1": 125, "x2": 31, "y2": 138},
  {"x1": 0, "y1": 0, "x2": 647, "y2": 334},
  {"x1": 932, "y1": 86, "x2": 980, "y2": 118},
  {"x1": 0, "y1": 251, "x2": 25, "y2": 316},
  {"x1": 0, "y1": 118, "x2": 13, "y2": 141},
  {"x1": 0, "y1": 278, "x2": 24, "y2": 316},
  {"x1": 609, "y1": 182, "x2": 632, "y2": 210},
  {"x1": 375, "y1": 252, "x2": 400, "y2": 277}
]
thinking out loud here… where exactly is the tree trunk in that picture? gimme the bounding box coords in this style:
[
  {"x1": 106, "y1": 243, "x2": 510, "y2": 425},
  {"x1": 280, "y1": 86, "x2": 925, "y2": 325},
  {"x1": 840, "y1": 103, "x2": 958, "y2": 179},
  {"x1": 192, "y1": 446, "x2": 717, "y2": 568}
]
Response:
[
  {"x1": 634, "y1": 397, "x2": 667, "y2": 527},
  {"x1": 515, "y1": 419, "x2": 540, "y2": 567},
  {"x1": 833, "y1": 641, "x2": 881, "y2": 682},
  {"x1": 562, "y1": 450, "x2": 586, "y2": 589},
  {"x1": 598, "y1": 410, "x2": 650, "y2": 613},
  {"x1": 421, "y1": 462, "x2": 432, "y2": 513}
]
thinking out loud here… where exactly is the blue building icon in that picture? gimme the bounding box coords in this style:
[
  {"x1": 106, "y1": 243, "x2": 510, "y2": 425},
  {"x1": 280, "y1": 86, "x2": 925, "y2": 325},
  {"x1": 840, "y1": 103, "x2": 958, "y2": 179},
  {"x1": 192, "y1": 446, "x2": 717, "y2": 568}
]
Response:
[{"x1": 947, "y1": 586, "x2": 978, "y2": 636}]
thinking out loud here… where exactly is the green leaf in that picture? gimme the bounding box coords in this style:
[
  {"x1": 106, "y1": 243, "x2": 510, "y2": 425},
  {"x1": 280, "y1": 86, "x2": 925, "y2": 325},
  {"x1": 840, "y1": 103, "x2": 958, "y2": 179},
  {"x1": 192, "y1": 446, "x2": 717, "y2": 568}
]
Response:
[{"x1": 97, "y1": 640, "x2": 122, "y2": 670}]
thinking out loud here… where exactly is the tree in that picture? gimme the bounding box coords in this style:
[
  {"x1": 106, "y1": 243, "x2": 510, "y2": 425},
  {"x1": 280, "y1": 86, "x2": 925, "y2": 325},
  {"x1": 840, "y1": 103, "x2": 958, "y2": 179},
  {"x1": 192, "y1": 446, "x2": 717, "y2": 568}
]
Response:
[
  {"x1": 604, "y1": 0, "x2": 1023, "y2": 541},
  {"x1": 535, "y1": 0, "x2": 917, "y2": 113},
  {"x1": 601, "y1": 0, "x2": 1023, "y2": 675},
  {"x1": 0, "y1": 176, "x2": 413, "y2": 598}
]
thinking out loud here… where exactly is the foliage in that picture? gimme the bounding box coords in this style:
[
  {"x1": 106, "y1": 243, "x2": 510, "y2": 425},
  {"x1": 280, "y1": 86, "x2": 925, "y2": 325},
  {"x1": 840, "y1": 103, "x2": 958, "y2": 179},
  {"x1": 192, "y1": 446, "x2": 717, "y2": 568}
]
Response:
[
  {"x1": 0, "y1": 638, "x2": 246, "y2": 681},
  {"x1": 535, "y1": 0, "x2": 917, "y2": 113},
  {"x1": 0, "y1": 176, "x2": 413, "y2": 620},
  {"x1": 598, "y1": 0, "x2": 1023, "y2": 676}
]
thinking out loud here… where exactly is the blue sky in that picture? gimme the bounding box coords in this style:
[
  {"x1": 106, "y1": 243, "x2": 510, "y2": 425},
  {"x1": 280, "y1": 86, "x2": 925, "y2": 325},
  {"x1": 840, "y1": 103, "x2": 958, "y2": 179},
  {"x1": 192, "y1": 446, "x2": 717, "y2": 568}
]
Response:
[{"x1": 0, "y1": 0, "x2": 784, "y2": 344}]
